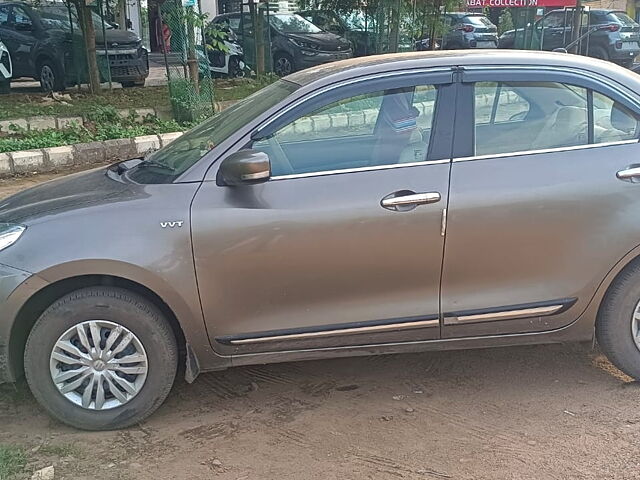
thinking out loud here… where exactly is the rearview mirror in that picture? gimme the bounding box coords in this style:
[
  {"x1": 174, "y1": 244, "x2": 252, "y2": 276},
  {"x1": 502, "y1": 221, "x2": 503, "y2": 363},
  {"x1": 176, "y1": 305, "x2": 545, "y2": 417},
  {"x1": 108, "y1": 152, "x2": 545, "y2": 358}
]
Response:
[{"x1": 219, "y1": 149, "x2": 271, "y2": 186}]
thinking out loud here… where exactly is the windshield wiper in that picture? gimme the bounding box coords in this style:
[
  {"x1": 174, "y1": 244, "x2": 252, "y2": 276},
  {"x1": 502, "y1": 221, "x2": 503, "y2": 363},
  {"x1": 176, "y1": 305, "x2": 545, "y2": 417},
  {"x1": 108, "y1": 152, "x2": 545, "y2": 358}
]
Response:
[{"x1": 136, "y1": 159, "x2": 176, "y2": 173}]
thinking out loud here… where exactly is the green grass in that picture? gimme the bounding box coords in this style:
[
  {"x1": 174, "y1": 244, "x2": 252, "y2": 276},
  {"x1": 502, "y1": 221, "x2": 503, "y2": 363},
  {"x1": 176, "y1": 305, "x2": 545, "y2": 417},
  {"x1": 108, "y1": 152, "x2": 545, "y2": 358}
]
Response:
[
  {"x1": 0, "y1": 86, "x2": 171, "y2": 121},
  {"x1": 0, "y1": 76, "x2": 276, "y2": 121},
  {"x1": 0, "y1": 107, "x2": 192, "y2": 153},
  {"x1": 0, "y1": 445, "x2": 26, "y2": 480}
]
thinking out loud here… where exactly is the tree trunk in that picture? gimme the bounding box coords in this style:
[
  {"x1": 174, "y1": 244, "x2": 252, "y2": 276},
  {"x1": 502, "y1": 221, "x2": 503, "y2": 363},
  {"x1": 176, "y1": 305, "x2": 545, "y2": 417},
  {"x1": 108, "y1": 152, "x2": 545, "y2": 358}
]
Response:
[
  {"x1": 388, "y1": 0, "x2": 400, "y2": 52},
  {"x1": 186, "y1": 6, "x2": 199, "y2": 94},
  {"x1": 570, "y1": 1, "x2": 582, "y2": 54},
  {"x1": 77, "y1": 1, "x2": 101, "y2": 94}
]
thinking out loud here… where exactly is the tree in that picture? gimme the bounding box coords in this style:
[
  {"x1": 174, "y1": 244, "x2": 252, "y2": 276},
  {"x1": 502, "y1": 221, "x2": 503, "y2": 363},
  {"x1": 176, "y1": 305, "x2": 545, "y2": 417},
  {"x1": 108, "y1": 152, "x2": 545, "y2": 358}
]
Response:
[
  {"x1": 69, "y1": 0, "x2": 101, "y2": 94},
  {"x1": 498, "y1": 9, "x2": 514, "y2": 35}
]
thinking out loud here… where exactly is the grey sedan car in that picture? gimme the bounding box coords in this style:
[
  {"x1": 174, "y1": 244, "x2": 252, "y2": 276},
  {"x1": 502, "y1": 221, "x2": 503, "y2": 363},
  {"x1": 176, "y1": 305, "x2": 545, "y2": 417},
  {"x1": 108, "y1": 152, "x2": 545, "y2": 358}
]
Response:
[{"x1": 2, "y1": 50, "x2": 640, "y2": 430}]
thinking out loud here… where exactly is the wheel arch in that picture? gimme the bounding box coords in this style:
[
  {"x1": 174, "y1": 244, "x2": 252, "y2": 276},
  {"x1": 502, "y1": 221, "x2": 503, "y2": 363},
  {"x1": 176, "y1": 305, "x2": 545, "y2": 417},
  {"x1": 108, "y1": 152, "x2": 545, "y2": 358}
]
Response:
[
  {"x1": 577, "y1": 244, "x2": 640, "y2": 340},
  {"x1": 33, "y1": 53, "x2": 60, "y2": 79},
  {"x1": 8, "y1": 274, "x2": 187, "y2": 382}
]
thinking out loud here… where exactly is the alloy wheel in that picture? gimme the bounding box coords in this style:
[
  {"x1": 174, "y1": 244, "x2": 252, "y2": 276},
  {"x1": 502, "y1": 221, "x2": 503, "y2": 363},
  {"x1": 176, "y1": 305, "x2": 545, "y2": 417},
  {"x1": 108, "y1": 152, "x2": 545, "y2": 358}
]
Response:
[
  {"x1": 40, "y1": 65, "x2": 55, "y2": 92},
  {"x1": 275, "y1": 57, "x2": 292, "y2": 76},
  {"x1": 49, "y1": 320, "x2": 148, "y2": 410}
]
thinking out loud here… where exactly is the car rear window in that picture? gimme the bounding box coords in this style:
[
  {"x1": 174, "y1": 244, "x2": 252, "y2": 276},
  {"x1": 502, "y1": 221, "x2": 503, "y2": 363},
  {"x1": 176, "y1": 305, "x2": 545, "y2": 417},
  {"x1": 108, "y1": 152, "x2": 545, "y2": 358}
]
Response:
[
  {"x1": 464, "y1": 15, "x2": 494, "y2": 27},
  {"x1": 607, "y1": 12, "x2": 637, "y2": 26}
]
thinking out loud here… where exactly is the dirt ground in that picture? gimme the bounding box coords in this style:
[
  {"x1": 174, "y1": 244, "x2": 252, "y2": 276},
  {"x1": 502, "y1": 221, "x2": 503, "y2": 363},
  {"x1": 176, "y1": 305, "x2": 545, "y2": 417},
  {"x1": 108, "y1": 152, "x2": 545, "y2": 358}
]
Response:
[{"x1": 1, "y1": 173, "x2": 640, "y2": 480}]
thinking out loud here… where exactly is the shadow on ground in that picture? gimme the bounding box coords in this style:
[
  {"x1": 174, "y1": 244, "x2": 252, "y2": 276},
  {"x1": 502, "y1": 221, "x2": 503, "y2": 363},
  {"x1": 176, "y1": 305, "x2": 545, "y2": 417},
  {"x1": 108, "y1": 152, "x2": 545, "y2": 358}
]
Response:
[{"x1": 1, "y1": 343, "x2": 638, "y2": 479}]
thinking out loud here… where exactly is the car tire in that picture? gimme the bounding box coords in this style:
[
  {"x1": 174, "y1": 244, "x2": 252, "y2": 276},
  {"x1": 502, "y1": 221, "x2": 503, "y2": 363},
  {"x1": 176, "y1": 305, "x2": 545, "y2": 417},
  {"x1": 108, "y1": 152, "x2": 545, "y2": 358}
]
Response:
[
  {"x1": 619, "y1": 59, "x2": 634, "y2": 69},
  {"x1": 24, "y1": 287, "x2": 178, "y2": 431},
  {"x1": 274, "y1": 52, "x2": 295, "y2": 77},
  {"x1": 589, "y1": 46, "x2": 609, "y2": 62},
  {"x1": 121, "y1": 80, "x2": 146, "y2": 88},
  {"x1": 596, "y1": 260, "x2": 640, "y2": 381},
  {"x1": 38, "y1": 59, "x2": 64, "y2": 92},
  {"x1": 0, "y1": 80, "x2": 9, "y2": 95},
  {"x1": 229, "y1": 56, "x2": 244, "y2": 78}
]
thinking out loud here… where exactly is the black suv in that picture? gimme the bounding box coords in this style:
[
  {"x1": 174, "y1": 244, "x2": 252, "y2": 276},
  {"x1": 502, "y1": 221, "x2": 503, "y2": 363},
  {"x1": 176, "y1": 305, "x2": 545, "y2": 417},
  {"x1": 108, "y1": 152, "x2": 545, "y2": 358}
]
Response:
[
  {"x1": 500, "y1": 9, "x2": 640, "y2": 67},
  {"x1": 213, "y1": 12, "x2": 352, "y2": 76},
  {"x1": 439, "y1": 12, "x2": 498, "y2": 49},
  {"x1": 0, "y1": 1, "x2": 148, "y2": 91}
]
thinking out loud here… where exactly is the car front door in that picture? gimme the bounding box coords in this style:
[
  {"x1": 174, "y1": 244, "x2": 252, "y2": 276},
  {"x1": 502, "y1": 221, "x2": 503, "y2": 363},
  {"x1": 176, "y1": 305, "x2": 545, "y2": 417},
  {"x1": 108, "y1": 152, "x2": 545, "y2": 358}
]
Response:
[
  {"x1": 441, "y1": 67, "x2": 640, "y2": 338},
  {"x1": 538, "y1": 11, "x2": 568, "y2": 51},
  {"x1": 191, "y1": 71, "x2": 455, "y2": 354},
  {"x1": 3, "y1": 5, "x2": 36, "y2": 78}
]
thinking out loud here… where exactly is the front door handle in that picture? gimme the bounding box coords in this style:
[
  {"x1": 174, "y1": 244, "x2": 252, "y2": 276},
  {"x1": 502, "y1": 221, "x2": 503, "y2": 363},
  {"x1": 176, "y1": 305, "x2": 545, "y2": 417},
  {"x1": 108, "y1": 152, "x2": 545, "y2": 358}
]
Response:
[
  {"x1": 617, "y1": 166, "x2": 640, "y2": 182},
  {"x1": 381, "y1": 191, "x2": 441, "y2": 211}
]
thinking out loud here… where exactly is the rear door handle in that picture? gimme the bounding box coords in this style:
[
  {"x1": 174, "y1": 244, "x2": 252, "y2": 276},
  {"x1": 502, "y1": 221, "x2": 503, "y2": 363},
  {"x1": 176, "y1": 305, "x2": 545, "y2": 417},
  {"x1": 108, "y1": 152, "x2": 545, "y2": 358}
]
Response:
[
  {"x1": 381, "y1": 191, "x2": 441, "y2": 211},
  {"x1": 617, "y1": 166, "x2": 640, "y2": 182}
]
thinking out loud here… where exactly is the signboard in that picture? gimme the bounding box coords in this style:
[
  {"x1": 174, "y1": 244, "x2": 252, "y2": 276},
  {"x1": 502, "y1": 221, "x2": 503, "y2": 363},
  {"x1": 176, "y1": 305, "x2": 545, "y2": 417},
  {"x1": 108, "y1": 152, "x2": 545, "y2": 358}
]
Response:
[{"x1": 466, "y1": 0, "x2": 575, "y2": 6}]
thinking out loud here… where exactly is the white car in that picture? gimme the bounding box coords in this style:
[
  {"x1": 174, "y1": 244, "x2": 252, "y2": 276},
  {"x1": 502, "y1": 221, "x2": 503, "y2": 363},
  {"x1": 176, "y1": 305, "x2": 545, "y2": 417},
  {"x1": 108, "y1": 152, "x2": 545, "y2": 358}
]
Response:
[{"x1": 0, "y1": 40, "x2": 11, "y2": 94}]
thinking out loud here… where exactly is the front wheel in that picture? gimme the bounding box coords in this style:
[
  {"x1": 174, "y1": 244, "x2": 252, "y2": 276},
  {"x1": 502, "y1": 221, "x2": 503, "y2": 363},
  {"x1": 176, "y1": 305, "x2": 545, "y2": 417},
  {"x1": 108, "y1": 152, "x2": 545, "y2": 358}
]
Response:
[
  {"x1": 0, "y1": 80, "x2": 9, "y2": 95},
  {"x1": 274, "y1": 52, "x2": 295, "y2": 77},
  {"x1": 24, "y1": 287, "x2": 178, "y2": 430},
  {"x1": 597, "y1": 261, "x2": 640, "y2": 381},
  {"x1": 38, "y1": 59, "x2": 64, "y2": 92}
]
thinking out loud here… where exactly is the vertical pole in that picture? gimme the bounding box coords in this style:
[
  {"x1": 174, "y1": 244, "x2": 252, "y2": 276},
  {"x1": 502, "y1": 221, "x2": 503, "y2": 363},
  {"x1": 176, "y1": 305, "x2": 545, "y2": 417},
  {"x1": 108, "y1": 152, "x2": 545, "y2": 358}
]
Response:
[
  {"x1": 67, "y1": 2, "x2": 83, "y2": 91},
  {"x1": 570, "y1": 1, "x2": 582, "y2": 53},
  {"x1": 265, "y1": 0, "x2": 272, "y2": 73},
  {"x1": 99, "y1": 0, "x2": 113, "y2": 90},
  {"x1": 157, "y1": 3, "x2": 172, "y2": 84},
  {"x1": 255, "y1": 2, "x2": 265, "y2": 75}
]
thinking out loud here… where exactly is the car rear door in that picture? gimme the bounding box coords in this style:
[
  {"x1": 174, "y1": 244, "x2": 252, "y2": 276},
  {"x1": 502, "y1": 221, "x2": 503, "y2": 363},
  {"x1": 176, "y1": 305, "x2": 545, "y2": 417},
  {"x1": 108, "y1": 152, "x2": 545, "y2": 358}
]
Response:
[
  {"x1": 191, "y1": 70, "x2": 455, "y2": 354},
  {"x1": 441, "y1": 66, "x2": 640, "y2": 339}
]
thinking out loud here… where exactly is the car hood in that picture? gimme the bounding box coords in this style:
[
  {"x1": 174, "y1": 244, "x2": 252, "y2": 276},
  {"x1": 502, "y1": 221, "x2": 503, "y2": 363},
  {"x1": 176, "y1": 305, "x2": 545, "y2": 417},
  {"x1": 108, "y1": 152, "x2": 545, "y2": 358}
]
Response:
[
  {"x1": 0, "y1": 167, "x2": 130, "y2": 224},
  {"x1": 287, "y1": 32, "x2": 351, "y2": 50}
]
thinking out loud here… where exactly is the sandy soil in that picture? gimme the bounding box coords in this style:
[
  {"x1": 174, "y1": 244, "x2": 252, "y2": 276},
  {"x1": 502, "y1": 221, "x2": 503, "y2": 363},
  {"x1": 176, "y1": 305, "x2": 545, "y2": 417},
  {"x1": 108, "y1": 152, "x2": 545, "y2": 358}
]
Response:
[{"x1": 1, "y1": 173, "x2": 639, "y2": 480}]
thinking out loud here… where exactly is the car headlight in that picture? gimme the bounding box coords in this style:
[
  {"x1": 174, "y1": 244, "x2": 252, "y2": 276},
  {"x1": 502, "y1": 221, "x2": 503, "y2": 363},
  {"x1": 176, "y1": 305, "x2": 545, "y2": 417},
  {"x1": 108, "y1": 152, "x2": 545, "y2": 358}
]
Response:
[
  {"x1": 289, "y1": 38, "x2": 319, "y2": 50},
  {"x1": 0, "y1": 224, "x2": 26, "y2": 252}
]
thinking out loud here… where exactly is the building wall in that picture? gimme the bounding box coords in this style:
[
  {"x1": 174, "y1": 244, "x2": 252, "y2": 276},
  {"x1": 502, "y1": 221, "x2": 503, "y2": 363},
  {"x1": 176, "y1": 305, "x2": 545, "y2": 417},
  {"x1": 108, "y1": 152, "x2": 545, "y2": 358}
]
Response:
[{"x1": 201, "y1": 0, "x2": 219, "y2": 18}]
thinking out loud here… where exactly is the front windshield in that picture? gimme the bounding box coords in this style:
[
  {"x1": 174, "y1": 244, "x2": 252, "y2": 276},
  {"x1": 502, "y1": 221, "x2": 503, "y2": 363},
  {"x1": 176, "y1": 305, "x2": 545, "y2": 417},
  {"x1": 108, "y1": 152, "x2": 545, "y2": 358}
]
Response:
[
  {"x1": 608, "y1": 12, "x2": 637, "y2": 26},
  {"x1": 39, "y1": 6, "x2": 113, "y2": 31},
  {"x1": 128, "y1": 80, "x2": 299, "y2": 183},
  {"x1": 270, "y1": 14, "x2": 322, "y2": 33}
]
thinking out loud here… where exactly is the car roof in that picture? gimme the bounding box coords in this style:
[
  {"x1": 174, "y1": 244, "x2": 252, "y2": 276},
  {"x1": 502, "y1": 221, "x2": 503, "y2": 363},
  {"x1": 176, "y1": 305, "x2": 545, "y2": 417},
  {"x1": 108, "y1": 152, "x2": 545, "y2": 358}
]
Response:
[
  {"x1": 549, "y1": 7, "x2": 620, "y2": 13},
  {"x1": 286, "y1": 50, "x2": 640, "y2": 92},
  {"x1": 446, "y1": 12, "x2": 485, "y2": 17}
]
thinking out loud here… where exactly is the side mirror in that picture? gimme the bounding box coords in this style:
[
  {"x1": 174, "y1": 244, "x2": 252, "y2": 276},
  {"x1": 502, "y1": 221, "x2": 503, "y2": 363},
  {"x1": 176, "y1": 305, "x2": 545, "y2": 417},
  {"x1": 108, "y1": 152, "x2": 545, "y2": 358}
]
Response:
[{"x1": 219, "y1": 149, "x2": 271, "y2": 186}]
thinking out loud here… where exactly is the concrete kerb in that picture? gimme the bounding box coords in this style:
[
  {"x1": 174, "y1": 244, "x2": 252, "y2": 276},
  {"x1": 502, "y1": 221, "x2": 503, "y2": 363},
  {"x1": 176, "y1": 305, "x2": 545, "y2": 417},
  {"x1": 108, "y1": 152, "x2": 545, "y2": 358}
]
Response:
[
  {"x1": 1, "y1": 132, "x2": 183, "y2": 178},
  {"x1": 0, "y1": 100, "x2": 239, "y2": 136}
]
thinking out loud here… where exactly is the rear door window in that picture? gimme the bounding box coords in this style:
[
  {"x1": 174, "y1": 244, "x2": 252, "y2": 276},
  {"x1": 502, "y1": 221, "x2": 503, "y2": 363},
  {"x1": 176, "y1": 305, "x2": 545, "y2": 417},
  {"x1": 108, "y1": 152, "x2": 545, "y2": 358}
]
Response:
[{"x1": 472, "y1": 80, "x2": 639, "y2": 157}]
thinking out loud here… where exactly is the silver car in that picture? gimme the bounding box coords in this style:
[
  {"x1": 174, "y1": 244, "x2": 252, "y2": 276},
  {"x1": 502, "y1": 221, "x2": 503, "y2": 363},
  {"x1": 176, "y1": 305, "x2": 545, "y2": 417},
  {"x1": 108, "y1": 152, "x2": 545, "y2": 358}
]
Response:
[{"x1": 1, "y1": 50, "x2": 640, "y2": 430}]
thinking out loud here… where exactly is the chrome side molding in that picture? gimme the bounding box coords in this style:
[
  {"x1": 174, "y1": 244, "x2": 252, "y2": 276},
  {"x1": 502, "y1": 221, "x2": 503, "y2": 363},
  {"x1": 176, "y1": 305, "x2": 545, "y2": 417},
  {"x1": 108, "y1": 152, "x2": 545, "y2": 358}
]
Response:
[
  {"x1": 217, "y1": 316, "x2": 440, "y2": 345},
  {"x1": 444, "y1": 298, "x2": 576, "y2": 325}
]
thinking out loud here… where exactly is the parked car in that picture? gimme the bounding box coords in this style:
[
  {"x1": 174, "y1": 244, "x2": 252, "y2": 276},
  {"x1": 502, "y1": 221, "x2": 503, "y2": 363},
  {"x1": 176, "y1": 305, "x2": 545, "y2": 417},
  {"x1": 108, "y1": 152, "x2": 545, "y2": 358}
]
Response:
[
  {"x1": 297, "y1": 10, "x2": 416, "y2": 55},
  {"x1": 439, "y1": 12, "x2": 498, "y2": 49},
  {"x1": 0, "y1": 1, "x2": 148, "y2": 91},
  {"x1": 3, "y1": 50, "x2": 640, "y2": 430},
  {"x1": 296, "y1": 10, "x2": 375, "y2": 56},
  {"x1": 0, "y1": 38, "x2": 10, "y2": 93},
  {"x1": 500, "y1": 9, "x2": 640, "y2": 67},
  {"x1": 212, "y1": 12, "x2": 352, "y2": 76}
]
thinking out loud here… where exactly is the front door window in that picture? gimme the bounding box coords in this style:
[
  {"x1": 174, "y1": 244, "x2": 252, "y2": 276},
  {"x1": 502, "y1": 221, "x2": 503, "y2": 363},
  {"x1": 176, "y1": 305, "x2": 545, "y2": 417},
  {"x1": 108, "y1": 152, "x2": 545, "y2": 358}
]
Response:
[{"x1": 253, "y1": 85, "x2": 439, "y2": 176}]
